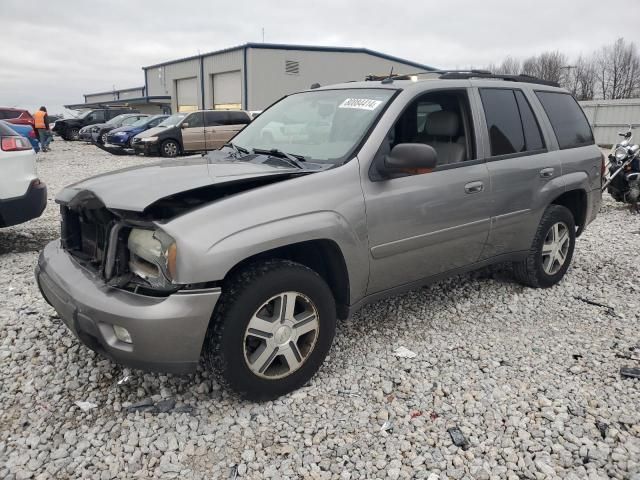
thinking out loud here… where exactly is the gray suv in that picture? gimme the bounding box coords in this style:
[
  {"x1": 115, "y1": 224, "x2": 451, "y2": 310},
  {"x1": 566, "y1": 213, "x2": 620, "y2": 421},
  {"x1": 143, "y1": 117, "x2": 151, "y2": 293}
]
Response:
[{"x1": 36, "y1": 72, "x2": 602, "y2": 400}]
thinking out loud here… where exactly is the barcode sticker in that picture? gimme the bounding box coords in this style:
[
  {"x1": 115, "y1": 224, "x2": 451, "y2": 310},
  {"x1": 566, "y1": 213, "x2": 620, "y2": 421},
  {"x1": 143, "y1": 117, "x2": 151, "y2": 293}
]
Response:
[{"x1": 338, "y1": 98, "x2": 383, "y2": 110}]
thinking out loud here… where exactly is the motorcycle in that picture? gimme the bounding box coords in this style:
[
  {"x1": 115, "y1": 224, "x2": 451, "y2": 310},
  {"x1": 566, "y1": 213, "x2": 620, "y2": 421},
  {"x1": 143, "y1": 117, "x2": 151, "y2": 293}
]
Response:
[{"x1": 602, "y1": 126, "x2": 640, "y2": 211}]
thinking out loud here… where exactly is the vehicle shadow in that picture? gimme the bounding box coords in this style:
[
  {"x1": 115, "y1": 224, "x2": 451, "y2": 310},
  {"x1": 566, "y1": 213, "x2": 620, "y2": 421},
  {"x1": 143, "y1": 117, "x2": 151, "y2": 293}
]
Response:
[{"x1": 0, "y1": 228, "x2": 57, "y2": 255}]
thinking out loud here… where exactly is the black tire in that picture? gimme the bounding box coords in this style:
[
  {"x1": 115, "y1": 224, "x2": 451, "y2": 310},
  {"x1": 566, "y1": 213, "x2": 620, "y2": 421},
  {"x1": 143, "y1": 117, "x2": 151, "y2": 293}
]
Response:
[
  {"x1": 69, "y1": 128, "x2": 80, "y2": 141},
  {"x1": 160, "y1": 139, "x2": 180, "y2": 158},
  {"x1": 100, "y1": 133, "x2": 108, "y2": 145},
  {"x1": 203, "y1": 259, "x2": 337, "y2": 401},
  {"x1": 512, "y1": 205, "x2": 576, "y2": 288}
]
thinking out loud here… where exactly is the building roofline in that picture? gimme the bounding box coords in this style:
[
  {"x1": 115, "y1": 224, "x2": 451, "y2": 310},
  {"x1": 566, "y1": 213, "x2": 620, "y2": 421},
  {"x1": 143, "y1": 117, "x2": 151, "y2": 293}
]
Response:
[
  {"x1": 64, "y1": 96, "x2": 171, "y2": 109},
  {"x1": 142, "y1": 42, "x2": 435, "y2": 71},
  {"x1": 83, "y1": 86, "x2": 146, "y2": 97}
]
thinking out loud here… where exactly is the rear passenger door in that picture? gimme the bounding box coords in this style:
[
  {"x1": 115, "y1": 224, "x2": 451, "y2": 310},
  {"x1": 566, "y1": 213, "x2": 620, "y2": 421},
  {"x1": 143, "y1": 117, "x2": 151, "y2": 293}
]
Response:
[
  {"x1": 473, "y1": 87, "x2": 560, "y2": 258},
  {"x1": 181, "y1": 112, "x2": 205, "y2": 151}
]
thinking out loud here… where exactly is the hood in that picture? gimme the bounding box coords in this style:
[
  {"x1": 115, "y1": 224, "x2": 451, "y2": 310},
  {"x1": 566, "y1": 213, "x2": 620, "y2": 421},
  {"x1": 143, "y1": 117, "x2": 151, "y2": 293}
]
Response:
[
  {"x1": 56, "y1": 151, "x2": 305, "y2": 213},
  {"x1": 110, "y1": 125, "x2": 140, "y2": 135},
  {"x1": 135, "y1": 125, "x2": 170, "y2": 138}
]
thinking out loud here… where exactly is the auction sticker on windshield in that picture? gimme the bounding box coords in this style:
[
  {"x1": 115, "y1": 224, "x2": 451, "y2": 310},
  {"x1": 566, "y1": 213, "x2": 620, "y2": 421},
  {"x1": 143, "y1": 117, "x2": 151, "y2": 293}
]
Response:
[{"x1": 339, "y1": 98, "x2": 383, "y2": 110}]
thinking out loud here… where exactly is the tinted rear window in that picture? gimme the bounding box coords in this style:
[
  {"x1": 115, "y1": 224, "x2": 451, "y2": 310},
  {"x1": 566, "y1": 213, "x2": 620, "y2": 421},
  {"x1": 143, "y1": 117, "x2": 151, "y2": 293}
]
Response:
[
  {"x1": 514, "y1": 91, "x2": 544, "y2": 151},
  {"x1": 0, "y1": 110, "x2": 21, "y2": 119},
  {"x1": 479, "y1": 89, "x2": 525, "y2": 156},
  {"x1": 535, "y1": 91, "x2": 594, "y2": 149}
]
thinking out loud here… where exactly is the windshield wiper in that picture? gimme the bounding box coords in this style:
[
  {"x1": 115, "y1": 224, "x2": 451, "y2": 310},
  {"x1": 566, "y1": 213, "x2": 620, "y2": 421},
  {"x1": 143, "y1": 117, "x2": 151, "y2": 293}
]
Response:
[
  {"x1": 224, "y1": 142, "x2": 250, "y2": 155},
  {"x1": 252, "y1": 148, "x2": 306, "y2": 169}
]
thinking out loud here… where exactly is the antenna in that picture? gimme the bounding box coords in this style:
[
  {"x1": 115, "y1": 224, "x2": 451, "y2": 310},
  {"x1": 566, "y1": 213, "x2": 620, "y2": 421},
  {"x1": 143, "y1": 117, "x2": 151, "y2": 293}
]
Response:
[{"x1": 381, "y1": 67, "x2": 394, "y2": 84}]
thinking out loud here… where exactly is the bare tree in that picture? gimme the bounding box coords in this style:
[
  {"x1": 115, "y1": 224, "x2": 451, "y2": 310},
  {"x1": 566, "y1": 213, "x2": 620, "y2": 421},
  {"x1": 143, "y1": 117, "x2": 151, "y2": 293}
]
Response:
[
  {"x1": 596, "y1": 38, "x2": 640, "y2": 99},
  {"x1": 494, "y1": 56, "x2": 521, "y2": 75}
]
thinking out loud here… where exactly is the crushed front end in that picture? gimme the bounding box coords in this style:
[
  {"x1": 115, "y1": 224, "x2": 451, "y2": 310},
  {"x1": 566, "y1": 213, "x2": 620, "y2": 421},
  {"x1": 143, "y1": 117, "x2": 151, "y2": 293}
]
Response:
[{"x1": 35, "y1": 191, "x2": 220, "y2": 373}]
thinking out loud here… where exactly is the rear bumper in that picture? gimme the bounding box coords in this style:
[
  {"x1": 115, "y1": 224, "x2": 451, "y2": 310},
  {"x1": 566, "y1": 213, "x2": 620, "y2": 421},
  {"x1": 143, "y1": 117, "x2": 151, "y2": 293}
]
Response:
[
  {"x1": 0, "y1": 179, "x2": 47, "y2": 227},
  {"x1": 36, "y1": 241, "x2": 221, "y2": 374}
]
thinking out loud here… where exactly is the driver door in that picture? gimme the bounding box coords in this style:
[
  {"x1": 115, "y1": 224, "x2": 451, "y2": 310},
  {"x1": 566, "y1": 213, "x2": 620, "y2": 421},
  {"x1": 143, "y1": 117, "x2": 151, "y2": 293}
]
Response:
[{"x1": 362, "y1": 89, "x2": 492, "y2": 294}]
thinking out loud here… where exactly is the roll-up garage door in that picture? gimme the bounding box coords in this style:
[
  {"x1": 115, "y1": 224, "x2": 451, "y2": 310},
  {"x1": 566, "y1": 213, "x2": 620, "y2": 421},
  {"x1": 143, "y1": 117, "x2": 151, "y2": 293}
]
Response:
[
  {"x1": 212, "y1": 71, "x2": 241, "y2": 110},
  {"x1": 176, "y1": 77, "x2": 198, "y2": 112}
]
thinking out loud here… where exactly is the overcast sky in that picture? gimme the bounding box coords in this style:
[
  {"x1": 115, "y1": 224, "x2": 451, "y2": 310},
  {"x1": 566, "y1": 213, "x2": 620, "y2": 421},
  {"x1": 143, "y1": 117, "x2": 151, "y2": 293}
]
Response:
[{"x1": 2, "y1": 0, "x2": 639, "y2": 114}]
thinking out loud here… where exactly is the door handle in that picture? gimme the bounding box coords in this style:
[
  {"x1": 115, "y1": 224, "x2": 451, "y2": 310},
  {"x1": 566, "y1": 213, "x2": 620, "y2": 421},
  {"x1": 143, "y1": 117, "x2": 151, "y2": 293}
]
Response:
[
  {"x1": 464, "y1": 181, "x2": 484, "y2": 194},
  {"x1": 540, "y1": 167, "x2": 555, "y2": 178}
]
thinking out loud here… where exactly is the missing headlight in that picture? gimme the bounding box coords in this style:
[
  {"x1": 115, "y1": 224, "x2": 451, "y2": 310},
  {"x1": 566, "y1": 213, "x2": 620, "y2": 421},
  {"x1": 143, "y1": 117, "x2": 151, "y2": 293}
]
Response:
[{"x1": 127, "y1": 228, "x2": 177, "y2": 290}]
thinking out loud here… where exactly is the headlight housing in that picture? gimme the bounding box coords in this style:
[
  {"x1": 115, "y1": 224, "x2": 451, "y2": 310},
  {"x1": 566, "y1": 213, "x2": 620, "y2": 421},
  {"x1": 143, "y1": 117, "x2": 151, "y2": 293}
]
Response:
[
  {"x1": 615, "y1": 146, "x2": 628, "y2": 161},
  {"x1": 141, "y1": 136, "x2": 158, "y2": 143},
  {"x1": 127, "y1": 228, "x2": 177, "y2": 289}
]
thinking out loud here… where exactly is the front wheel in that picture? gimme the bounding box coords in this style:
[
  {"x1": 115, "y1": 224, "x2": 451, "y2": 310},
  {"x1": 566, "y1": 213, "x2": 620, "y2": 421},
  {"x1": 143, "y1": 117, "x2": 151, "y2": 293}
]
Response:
[
  {"x1": 512, "y1": 205, "x2": 576, "y2": 288},
  {"x1": 100, "y1": 133, "x2": 108, "y2": 144},
  {"x1": 203, "y1": 260, "x2": 337, "y2": 401},
  {"x1": 160, "y1": 139, "x2": 180, "y2": 157},
  {"x1": 68, "y1": 128, "x2": 80, "y2": 141}
]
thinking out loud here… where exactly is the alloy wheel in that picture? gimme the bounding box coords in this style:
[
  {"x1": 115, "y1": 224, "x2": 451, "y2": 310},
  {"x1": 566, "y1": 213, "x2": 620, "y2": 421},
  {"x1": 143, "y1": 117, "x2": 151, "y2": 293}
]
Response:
[
  {"x1": 541, "y1": 221, "x2": 570, "y2": 275},
  {"x1": 163, "y1": 141, "x2": 178, "y2": 157},
  {"x1": 243, "y1": 291, "x2": 320, "y2": 379}
]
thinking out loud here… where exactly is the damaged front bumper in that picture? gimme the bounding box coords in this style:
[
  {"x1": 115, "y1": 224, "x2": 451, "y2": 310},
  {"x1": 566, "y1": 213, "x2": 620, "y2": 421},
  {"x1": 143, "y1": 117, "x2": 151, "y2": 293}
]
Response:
[{"x1": 36, "y1": 241, "x2": 220, "y2": 374}]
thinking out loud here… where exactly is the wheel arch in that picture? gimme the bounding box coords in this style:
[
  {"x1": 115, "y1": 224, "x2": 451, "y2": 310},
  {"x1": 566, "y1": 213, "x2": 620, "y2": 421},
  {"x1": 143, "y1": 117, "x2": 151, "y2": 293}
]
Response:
[
  {"x1": 223, "y1": 239, "x2": 351, "y2": 319},
  {"x1": 550, "y1": 189, "x2": 588, "y2": 236}
]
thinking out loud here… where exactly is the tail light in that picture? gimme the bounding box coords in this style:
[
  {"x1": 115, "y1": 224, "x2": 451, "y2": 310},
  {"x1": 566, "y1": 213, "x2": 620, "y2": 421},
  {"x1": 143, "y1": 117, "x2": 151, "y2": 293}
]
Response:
[{"x1": 1, "y1": 136, "x2": 32, "y2": 151}]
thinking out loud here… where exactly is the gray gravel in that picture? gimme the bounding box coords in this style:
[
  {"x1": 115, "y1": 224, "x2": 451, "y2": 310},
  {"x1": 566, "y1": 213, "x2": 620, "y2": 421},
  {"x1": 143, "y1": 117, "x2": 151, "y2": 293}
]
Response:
[{"x1": 1, "y1": 141, "x2": 639, "y2": 480}]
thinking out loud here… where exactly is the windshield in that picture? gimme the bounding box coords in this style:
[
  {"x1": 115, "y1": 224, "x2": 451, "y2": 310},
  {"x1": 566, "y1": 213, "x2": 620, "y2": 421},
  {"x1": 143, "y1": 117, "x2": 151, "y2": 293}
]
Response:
[
  {"x1": 232, "y1": 88, "x2": 396, "y2": 163},
  {"x1": 106, "y1": 114, "x2": 128, "y2": 125},
  {"x1": 158, "y1": 114, "x2": 186, "y2": 127},
  {"x1": 131, "y1": 116, "x2": 158, "y2": 127},
  {"x1": 77, "y1": 110, "x2": 93, "y2": 119}
]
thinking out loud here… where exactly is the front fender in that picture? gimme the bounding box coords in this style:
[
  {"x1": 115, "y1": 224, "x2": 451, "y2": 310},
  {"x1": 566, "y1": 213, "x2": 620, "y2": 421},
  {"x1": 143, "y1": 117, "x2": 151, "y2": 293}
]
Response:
[{"x1": 173, "y1": 210, "x2": 368, "y2": 301}]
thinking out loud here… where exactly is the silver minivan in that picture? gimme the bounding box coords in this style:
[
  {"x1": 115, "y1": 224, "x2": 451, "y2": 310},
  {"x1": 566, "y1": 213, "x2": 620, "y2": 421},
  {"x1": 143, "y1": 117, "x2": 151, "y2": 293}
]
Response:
[
  {"x1": 132, "y1": 110, "x2": 251, "y2": 157},
  {"x1": 37, "y1": 72, "x2": 602, "y2": 400}
]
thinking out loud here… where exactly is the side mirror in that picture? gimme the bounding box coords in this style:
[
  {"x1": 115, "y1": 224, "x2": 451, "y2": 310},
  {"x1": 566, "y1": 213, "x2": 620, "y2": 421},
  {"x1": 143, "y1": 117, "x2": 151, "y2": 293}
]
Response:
[
  {"x1": 383, "y1": 143, "x2": 438, "y2": 174},
  {"x1": 181, "y1": 122, "x2": 190, "y2": 129}
]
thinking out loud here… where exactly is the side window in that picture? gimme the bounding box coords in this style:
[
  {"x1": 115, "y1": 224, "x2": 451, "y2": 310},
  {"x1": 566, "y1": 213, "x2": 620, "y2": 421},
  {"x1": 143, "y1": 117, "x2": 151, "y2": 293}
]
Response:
[
  {"x1": 93, "y1": 111, "x2": 106, "y2": 122},
  {"x1": 149, "y1": 117, "x2": 163, "y2": 127},
  {"x1": 479, "y1": 89, "x2": 524, "y2": 156},
  {"x1": 227, "y1": 111, "x2": 251, "y2": 125},
  {"x1": 388, "y1": 90, "x2": 474, "y2": 166},
  {"x1": 205, "y1": 111, "x2": 225, "y2": 127},
  {"x1": 535, "y1": 91, "x2": 594, "y2": 149},
  {"x1": 514, "y1": 91, "x2": 545, "y2": 151},
  {"x1": 185, "y1": 112, "x2": 204, "y2": 128}
]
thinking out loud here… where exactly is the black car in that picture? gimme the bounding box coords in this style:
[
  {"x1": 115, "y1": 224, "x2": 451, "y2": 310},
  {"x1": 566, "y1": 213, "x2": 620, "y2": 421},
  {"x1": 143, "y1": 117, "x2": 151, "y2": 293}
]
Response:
[{"x1": 53, "y1": 108, "x2": 139, "y2": 141}]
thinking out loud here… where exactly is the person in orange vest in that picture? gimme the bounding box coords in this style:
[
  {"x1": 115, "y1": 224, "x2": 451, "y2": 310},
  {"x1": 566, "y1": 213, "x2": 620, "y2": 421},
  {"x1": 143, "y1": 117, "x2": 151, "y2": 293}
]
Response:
[{"x1": 33, "y1": 106, "x2": 52, "y2": 152}]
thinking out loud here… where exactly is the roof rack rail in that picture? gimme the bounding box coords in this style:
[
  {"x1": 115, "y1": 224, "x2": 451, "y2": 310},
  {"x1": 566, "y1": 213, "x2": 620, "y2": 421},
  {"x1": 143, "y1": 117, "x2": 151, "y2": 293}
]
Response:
[{"x1": 364, "y1": 70, "x2": 560, "y2": 87}]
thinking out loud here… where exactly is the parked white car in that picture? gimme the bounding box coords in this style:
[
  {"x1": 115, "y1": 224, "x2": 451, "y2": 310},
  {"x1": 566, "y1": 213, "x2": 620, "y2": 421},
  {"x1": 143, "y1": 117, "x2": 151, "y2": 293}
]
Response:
[{"x1": 0, "y1": 122, "x2": 47, "y2": 227}]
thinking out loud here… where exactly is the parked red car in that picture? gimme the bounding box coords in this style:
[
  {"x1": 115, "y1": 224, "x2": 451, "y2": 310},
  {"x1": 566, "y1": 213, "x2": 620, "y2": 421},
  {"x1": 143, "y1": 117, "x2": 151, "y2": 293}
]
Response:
[{"x1": 0, "y1": 107, "x2": 34, "y2": 127}]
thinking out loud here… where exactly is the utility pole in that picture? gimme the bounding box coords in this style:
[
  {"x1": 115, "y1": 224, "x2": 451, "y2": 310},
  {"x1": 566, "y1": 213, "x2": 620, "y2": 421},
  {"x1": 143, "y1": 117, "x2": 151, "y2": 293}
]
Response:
[{"x1": 262, "y1": 27, "x2": 265, "y2": 43}]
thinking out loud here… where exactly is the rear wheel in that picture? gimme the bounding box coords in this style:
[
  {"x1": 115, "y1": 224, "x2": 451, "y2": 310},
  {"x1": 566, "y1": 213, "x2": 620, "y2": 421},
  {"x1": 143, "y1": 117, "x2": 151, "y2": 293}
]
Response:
[
  {"x1": 203, "y1": 260, "x2": 337, "y2": 401},
  {"x1": 160, "y1": 139, "x2": 180, "y2": 157},
  {"x1": 513, "y1": 205, "x2": 575, "y2": 288}
]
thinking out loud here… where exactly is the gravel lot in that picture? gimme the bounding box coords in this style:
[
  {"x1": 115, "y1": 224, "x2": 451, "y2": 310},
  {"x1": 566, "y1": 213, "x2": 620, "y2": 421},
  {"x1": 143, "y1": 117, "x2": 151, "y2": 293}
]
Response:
[{"x1": 1, "y1": 141, "x2": 639, "y2": 480}]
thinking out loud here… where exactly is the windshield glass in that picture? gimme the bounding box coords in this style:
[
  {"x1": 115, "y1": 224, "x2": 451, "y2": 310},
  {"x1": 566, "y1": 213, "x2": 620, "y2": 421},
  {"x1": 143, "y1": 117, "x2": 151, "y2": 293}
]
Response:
[
  {"x1": 106, "y1": 114, "x2": 128, "y2": 125},
  {"x1": 77, "y1": 110, "x2": 93, "y2": 119},
  {"x1": 232, "y1": 88, "x2": 396, "y2": 163},
  {"x1": 158, "y1": 114, "x2": 186, "y2": 127},
  {"x1": 130, "y1": 117, "x2": 151, "y2": 127}
]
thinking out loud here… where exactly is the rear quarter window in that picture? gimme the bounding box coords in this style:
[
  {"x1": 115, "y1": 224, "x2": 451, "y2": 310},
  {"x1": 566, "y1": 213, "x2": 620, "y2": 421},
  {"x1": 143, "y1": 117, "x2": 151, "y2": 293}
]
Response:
[{"x1": 535, "y1": 91, "x2": 594, "y2": 149}]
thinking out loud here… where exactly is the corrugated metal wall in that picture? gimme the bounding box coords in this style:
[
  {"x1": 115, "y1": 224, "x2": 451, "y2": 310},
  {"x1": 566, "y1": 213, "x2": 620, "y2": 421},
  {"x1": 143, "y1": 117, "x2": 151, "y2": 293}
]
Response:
[
  {"x1": 145, "y1": 58, "x2": 201, "y2": 113},
  {"x1": 580, "y1": 99, "x2": 640, "y2": 146},
  {"x1": 246, "y1": 49, "x2": 425, "y2": 111},
  {"x1": 84, "y1": 88, "x2": 145, "y2": 104},
  {"x1": 202, "y1": 49, "x2": 244, "y2": 109}
]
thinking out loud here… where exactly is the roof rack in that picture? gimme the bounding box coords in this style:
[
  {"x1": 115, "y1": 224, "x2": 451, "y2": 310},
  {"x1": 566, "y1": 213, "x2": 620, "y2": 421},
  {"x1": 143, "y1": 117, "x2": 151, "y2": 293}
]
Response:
[{"x1": 365, "y1": 70, "x2": 560, "y2": 87}]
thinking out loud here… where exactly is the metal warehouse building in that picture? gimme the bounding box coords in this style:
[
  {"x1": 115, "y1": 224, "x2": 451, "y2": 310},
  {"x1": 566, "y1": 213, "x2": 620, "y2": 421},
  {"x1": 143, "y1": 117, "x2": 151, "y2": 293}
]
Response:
[
  {"x1": 143, "y1": 43, "x2": 434, "y2": 113},
  {"x1": 65, "y1": 86, "x2": 171, "y2": 114}
]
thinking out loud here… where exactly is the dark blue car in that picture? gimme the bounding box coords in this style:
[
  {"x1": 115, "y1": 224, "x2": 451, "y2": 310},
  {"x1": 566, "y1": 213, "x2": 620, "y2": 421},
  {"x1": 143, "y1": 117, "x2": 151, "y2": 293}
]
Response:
[{"x1": 105, "y1": 114, "x2": 168, "y2": 148}]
